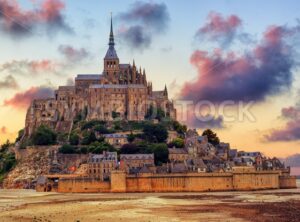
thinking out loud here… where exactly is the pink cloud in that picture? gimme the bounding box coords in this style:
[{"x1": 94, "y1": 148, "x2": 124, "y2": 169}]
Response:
[
  {"x1": 1, "y1": 59, "x2": 58, "y2": 75},
  {"x1": 265, "y1": 105, "x2": 300, "y2": 142},
  {"x1": 180, "y1": 23, "x2": 299, "y2": 103},
  {"x1": 58, "y1": 45, "x2": 89, "y2": 62},
  {"x1": 3, "y1": 86, "x2": 54, "y2": 109},
  {"x1": 196, "y1": 11, "x2": 242, "y2": 46},
  {"x1": 0, "y1": 0, "x2": 72, "y2": 36}
]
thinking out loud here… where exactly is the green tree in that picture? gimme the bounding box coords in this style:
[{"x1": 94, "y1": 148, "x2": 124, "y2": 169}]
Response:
[
  {"x1": 81, "y1": 131, "x2": 97, "y2": 145},
  {"x1": 69, "y1": 133, "x2": 80, "y2": 145},
  {"x1": 59, "y1": 144, "x2": 77, "y2": 154},
  {"x1": 80, "y1": 147, "x2": 88, "y2": 154},
  {"x1": 120, "y1": 143, "x2": 140, "y2": 154},
  {"x1": 152, "y1": 143, "x2": 169, "y2": 165},
  {"x1": 1, "y1": 140, "x2": 11, "y2": 151},
  {"x1": 143, "y1": 123, "x2": 168, "y2": 143},
  {"x1": 127, "y1": 133, "x2": 135, "y2": 143},
  {"x1": 172, "y1": 121, "x2": 187, "y2": 135},
  {"x1": 88, "y1": 141, "x2": 116, "y2": 154},
  {"x1": 94, "y1": 124, "x2": 110, "y2": 134},
  {"x1": 168, "y1": 138, "x2": 184, "y2": 148},
  {"x1": 15, "y1": 129, "x2": 24, "y2": 143},
  {"x1": 32, "y1": 125, "x2": 57, "y2": 146},
  {"x1": 202, "y1": 129, "x2": 220, "y2": 146}
]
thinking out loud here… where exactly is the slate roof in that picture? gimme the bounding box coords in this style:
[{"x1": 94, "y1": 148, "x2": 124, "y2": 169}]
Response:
[
  {"x1": 168, "y1": 148, "x2": 188, "y2": 154},
  {"x1": 75, "y1": 74, "x2": 103, "y2": 80},
  {"x1": 90, "y1": 84, "x2": 146, "y2": 89},
  {"x1": 104, "y1": 134, "x2": 128, "y2": 138},
  {"x1": 171, "y1": 163, "x2": 187, "y2": 173},
  {"x1": 120, "y1": 154, "x2": 154, "y2": 160}
]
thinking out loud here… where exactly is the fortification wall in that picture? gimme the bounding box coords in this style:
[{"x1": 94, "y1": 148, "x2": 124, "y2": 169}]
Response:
[
  {"x1": 232, "y1": 172, "x2": 279, "y2": 190},
  {"x1": 126, "y1": 173, "x2": 233, "y2": 192},
  {"x1": 58, "y1": 178, "x2": 110, "y2": 193},
  {"x1": 125, "y1": 172, "x2": 280, "y2": 192},
  {"x1": 279, "y1": 175, "x2": 297, "y2": 189},
  {"x1": 55, "y1": 171, "x2": 294, "y2": 193}
]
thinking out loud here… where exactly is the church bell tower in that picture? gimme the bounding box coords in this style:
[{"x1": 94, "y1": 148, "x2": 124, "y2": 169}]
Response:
[{"x1": 103, "y1": 14, "x2": 119, "y2": 83}]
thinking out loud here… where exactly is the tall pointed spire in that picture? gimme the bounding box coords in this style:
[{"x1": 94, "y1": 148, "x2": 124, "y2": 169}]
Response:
[
  {"x1": 104, "y1": 13, "x2": 118, "y2": 60},
  {"x1": 164, "y1": 84, "x2": 168, "y2": 97},
  {"x1": 109, "y1": 12, "x2": 115, "y2": 46}
]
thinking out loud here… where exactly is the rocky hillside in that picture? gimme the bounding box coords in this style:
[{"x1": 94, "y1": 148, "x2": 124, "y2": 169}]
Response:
[{"x1": 3, "y1": 147, "x2": 52, "y2": 189}]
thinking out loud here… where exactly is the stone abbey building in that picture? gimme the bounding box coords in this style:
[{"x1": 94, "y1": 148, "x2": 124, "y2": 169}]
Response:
[{"x1": 25, "y1": 18, "x2": 176, "y2": 137}]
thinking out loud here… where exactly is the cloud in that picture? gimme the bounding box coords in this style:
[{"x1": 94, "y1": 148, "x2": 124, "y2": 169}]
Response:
[
  {"x1": 283, "y1": 154, "x2": 300, "y2": 167},
  {"x1": 175, "y1": 105, "x2": 225, "y2": 129},
  {"x1": 1, "y1": 126, "x2": 7, "y2": 134},
  {"x1": 117, "y1": 1, "x2": 170, "y2": 50},
  {"x1": 58, "y1": 44, "x2": 90, "y2": 62},
  {"x1": 0, "y1": 0, "x2": 73, "y2": 37},
  {"x1": 119, "y1": 25, "x2": 151, "y2": 49},
  {"x1": 65, "y1": 77, "x2": 74, "y2": 86},
  {"x1": 0, "y1": 59, "x2": 59, "y2": 76},
  {"x1": 264, "y1": 105, "x2": 300, "y2": 142},
  {"x1": 186, "y1": 114, "x2": 225, "y2": 129},
  {"x1": 0, "y1": 75, "x2": 19, "y2": 90},
  {"x1": 196, "y1": 11, "x2": 242, "y2": 47},
  {"x1": 180, "y1": 24, "x2": 300, "y2": 103},
  {"x1": 3, "y1": 86, "x2": 54, "y2": 109}
]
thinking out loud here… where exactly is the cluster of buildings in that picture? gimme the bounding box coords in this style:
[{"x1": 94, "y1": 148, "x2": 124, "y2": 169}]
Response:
[{"x1": 50, "y1": 128, "x2": 285, "y2": 183}]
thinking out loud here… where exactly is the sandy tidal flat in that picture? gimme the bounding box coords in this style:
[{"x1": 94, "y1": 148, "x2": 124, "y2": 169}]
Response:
[{"x1": 0, "y1": 188, "x2": 299, "y2": 222}]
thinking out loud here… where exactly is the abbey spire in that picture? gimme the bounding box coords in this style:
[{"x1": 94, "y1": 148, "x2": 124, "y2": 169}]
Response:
[
  {"x1": 109, "y1": 13, "x2": 115, "y2": 46},
  {"x1": 104, "y1": 14, "x2": 118, "y2": 60},
  {"x1": 104, "y1": 14, "x2": 119, "y2": 81}
]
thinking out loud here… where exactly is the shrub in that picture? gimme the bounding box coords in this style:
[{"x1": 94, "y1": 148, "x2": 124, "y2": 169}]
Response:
[
  {"x1": 32, "y1": 125, "x2": 57, "y2": 146},
  {"x1": 120, "y1": 143, "x2": 140, "y2": 154},
  {"x1": 127, "y1": 133, "x2": 135, "y2": 143},
  {"x1": 143, "y1": 123, "x2": 168, "y2": 143},
  {"x1": 81, "y1": 131, "x2": 97, "y2": 145},
  {"x1": 168, "y1": 138, "x2": 185, "y2": 148},
  {"x1": 69, "y1": 133, "x2": 80, "y2": 145},
  {"x1": 151, "y1": 143, "x2": 169, "y2": 166},
  {"x1": 94, "y1": 124, "x2": 110, "y2": 134},
  {"x1": 15, "y1": 129, "x2": 24, "y2": 143},
  {"x1": 88, "y1": 141, "x2": 116, "y2": 154},
  {"x1": 59, "y1": 144, "x2": 77, "y2": 154}
]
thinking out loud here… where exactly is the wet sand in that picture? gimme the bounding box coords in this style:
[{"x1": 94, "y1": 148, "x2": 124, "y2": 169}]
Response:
[{"x1": 0, "y1": 188, "x2": 299, "y2": 222}]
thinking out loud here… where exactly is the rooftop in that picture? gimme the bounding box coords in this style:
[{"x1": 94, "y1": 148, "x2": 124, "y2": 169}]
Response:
[
  {"x1": 90, "y1": 84, "x2": 146, "y2": 89},
  {"x1": 75, "y1": 74, "x2": 103, "y2": 80}
]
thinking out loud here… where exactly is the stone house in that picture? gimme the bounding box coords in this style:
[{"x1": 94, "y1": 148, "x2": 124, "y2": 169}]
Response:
[
  {"x1": 120, "y1": 154, "x2": 155, "y2": 174},
  {"x1": 87, "y1": 152, "x2": 118, "y2": 181},
  {"x1": 168, "y1": 148, "x2": 189, "y2": 162},
  {"x1": 103, "y1": 134, "x2": 128, "y2": 148}
]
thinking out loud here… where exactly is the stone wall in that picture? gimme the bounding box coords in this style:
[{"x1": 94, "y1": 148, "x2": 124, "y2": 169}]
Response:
[
  {"x1": 125, "y1": 172, "x2": 279, "y2": 192},
  {"x1": 58, "y1": 178, "x2": 110, "y2": 193},
  {"x1": 55, "y1": 170, "x2": 296, "y2": 193},
  {"x1": 279, "y1": 175, "x2": 297, "y2": 189}
]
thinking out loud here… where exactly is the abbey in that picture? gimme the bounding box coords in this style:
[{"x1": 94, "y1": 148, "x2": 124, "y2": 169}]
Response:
[{"x1": 24, "y1": 18, "x2": 176, "y2": 137}]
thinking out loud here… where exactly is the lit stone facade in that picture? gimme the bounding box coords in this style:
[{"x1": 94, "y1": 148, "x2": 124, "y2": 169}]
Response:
[
  {"x1": 87, "y1": 152, "x2": 118, "y2": 181},
  {"x1": 24, "y1": 18, "x2": 176, "y2": 137},
  {"x1": 120, "y1": 154, "x2": 155, "y2": 173}
]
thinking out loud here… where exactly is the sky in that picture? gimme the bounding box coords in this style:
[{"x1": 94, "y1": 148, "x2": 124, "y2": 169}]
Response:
[{"x1": 1, "y1": 0, "x2": 300, "y2": 161}]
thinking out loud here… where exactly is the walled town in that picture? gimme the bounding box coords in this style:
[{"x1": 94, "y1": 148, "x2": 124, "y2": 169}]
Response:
[{"x1": 0, "y1": 18, "x2": 296, "y2": 193}]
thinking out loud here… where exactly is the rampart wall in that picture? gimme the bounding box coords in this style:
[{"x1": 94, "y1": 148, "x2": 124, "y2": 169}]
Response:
[
  {"x1": 56, "y1": 171, "x2": 297, "y2": 193},
  {"x1": 58, "y1": 178, "x2": 110, "y2": 193}
]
